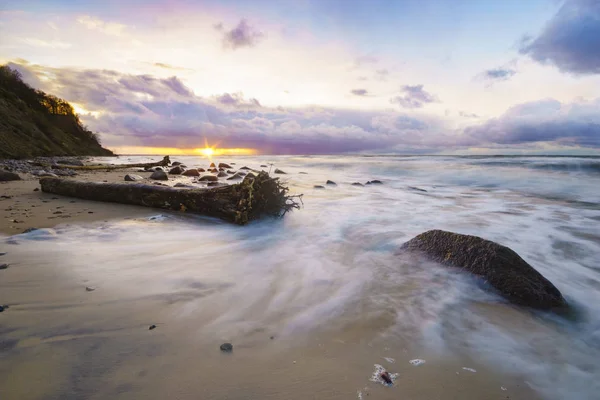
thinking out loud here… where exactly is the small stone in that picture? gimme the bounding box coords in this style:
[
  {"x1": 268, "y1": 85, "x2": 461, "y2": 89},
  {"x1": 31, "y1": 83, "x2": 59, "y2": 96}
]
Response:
[
  {"x1": 326, "y1": 180, "x2": 337, "y2": 185},
  {"x1": 182, "y1": 169, "x2": 200, "y2": 177},
  {"x1": 150, "y1": 170, "x2": 168, "y2": 180},
  {"x1": 199, "y1": 175, "x2": 218, "y2": 182},
  {"x1": 149, "y1": 324, "x2": 157, "y2": 330},
  {"x1": 367, "y1": 180, "x2": 383, "y2": 185},
  {"x1": 351, "y1": 182, "x2": 364, "y2": 186},
  {"x1": 53, "y1": 211, "x2": 63, "y2": 214},
  {"x1": 33, "y1": 188, "x2": 40, "y2": 191},
  {"x1": 314, "y1": 185, "x2": 325, "y2": 189},
  {"x1": 270, "y1": 336, "x2": 275, "y2": 340},
  {"x1": 124, "y1": 174, "x2": 144, "y2": 181},
  {"x1": 85, "y1": 286, "x2": 95, "y2": 292},
  {"x1": 227, "y1": 172, "x2": 244, "y2": 180},
  {"x1": 197, "y1": 168, "x2": 206, "y2": 172},
  {"x1": 274, "y1": 168, "x2": 286, "y2": 174},
  {"x1": 0, "y1": 305, "x2": 5, "y2": 312},
  {"x1": 220, "y1": 343, "x2": 233, "y2": 352},
  {"x1": 171, "y1": 161, "x2": 183, "y2": 166},
  {"x1": 209, "y1": 162, "x2": 216, "y2": 168},
  {"x1": 260, "y1": 165, "x2": 268, "y2": 167},
  {"x1": 380, "y1": 371, "x2": 393, "y2": 385},
  {"x1": 0, "y1": 252, "x2": 6, "y2": 256},
  {"x1": 169, "y1": 166, "x2": 185, "y2": 175},
  {"x1": 408, "y1": 186, "x2": 426, "y2": 192},
  {"x1": 299, "y1": 172, "x2": 308, "y2": 174},
  {"x1": 0, "y1": 263, "x2": 8, "y2": 270},
  {"x1": 88, "y1": 211, "x2": 94, "y2": 214},
  {"x1": 240, "y1": 166, "x2": 251, "y2": 170},
  {"x1": 0, "y1": 171, "x2": 22, "y2": 181},
  {"x1": 217, "y1": 171, "x2": 228, "y2": 177},
  {"x1": 218, "y1": 163, "x2": 232, "y2": 169}
]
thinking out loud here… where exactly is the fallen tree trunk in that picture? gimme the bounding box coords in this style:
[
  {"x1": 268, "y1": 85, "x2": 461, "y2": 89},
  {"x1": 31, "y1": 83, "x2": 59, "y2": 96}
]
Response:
[
  {"x1": 40, "y1": 171, "x2": 302, "y2": 225},
  {"x1": 33, "y1": 156, "x2": 171, "y2": 171}
]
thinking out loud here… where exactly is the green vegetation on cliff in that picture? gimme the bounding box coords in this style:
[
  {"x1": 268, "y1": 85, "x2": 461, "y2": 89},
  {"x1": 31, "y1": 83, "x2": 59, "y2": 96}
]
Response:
[{"x1": 0, "y1": 65, "x2": 114, "y2": 159}]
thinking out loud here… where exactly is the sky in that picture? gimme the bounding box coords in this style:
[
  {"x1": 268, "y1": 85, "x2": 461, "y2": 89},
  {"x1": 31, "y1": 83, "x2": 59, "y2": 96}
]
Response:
[{"x1": 1, "y1": 0, "x2": 600, "y2": 155}]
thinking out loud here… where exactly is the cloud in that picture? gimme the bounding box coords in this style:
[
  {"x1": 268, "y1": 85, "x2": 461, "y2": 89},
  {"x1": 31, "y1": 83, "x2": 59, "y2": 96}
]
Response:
[
  {"x1": 353, "y1": 55, "x2": 378, "y2": 67},
  {"x1": 219, "y1": 19, "x2": 264, "y2": 50},
  {"x1": 215, "y1": 92, "x2": 261, "y2": 108},
  {"x1": 375, "y1": 69, "x2": 389, "y2": 81},
  {"x1": 8, "y1": 61, "x2": 599, "y2": 154},
  {"x1": 76, "y1": 15, "x2": 127, "y2": 36},
  {"x1": 21, "y1": 38, "x2": 71, "y2": 49},
  {"x1": 464, "y1": 98, "x2": 600, "y2": 147},
  {"x1": 480, "y1": 68, "x2": 516, "y2": 82},
  {"x1": 519, "y1": 0, "x2": 600, "y2": 74},
  {"x1": 350, "y1": 89, "x2": 369, "y2": 97},
  {"x1": 390, "y1": 85, "x2": 438, "y2": 109}
]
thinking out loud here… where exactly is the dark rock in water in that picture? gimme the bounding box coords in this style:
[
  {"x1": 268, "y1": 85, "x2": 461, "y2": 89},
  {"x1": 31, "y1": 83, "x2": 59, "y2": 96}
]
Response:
[
  {"x1": 367, "y1": 180, "x2": 383, "y2": 185},
  {"x1": 209, "y1": 168, "x2": 218, "y2": 173},
  {"x1": 380, "y1": 371, "x2": 393, "y2": 385},
  {"x1": 199, "y1": 175, "x2": 218, "y2": 182},
  {"x1": 209, "y1": 162, "x2": 216, "y2": 168},
  {"x1": 150, "y1": 170, "x2": 168, "y2": 180},
  {"x1": 85, "y1": 286, "x2": 95, "y2": 292},
  {"x1": 227, "y1": 172, "x2": 244, "y2": 180},
  {"x1": 217, "y1": 171, "x2": 228, "y2": 177},
  {"x1": 270, "y1": 335, "x2": 275, "y2": 340},
  {"x1": 240, "y1": 166, "x2": 251, "y2": 170},
  {"x1": 220, "y1": 343, "x2": 233, "y2": 352},
  {"x1": 0, "y1": 263, "x2": 8, "y2": 270},
  {"x1": 0, "y1": 171, "x2": 22, "y2": 181},
  {"x1": 169, "y1": 166, "x2": 185, "y2": 175},
  {"x1": 260, "y1": 165, "x2": 268, "y2": 168},
  {"x1": 218, "y1": 163, "x2": 232, "y2": 169},
  {"x1": 182, "y1": 169, "x2": 200, "y2": 177},
  {"x1": 149, "y1": 324, "x2": 157, "y2": 330},
  {"x1": 56, "y1": 159, "x2": 84, "y2": 166},
  {"x1": 299, "y1": 172, "x2": 308, "y2": 174},
  {"x1": 314, "y1": 185, "x2": 325, "y2": 189},
  {"x1": 227, "y1": 170, "x2": 235, "y2": 174},
  {"x1": 171, "y1": 161, "x2": 183, "y2": 166},
  {"x1": 408, "y1": 186, "x2": 426, "y2": 192},
  {"x1": 152, "y1": 166, "x2": 166, "y2": 172},
  {"x1": 34, "y1": 188, "x2": 40, "y2": 191},
  {"x1": 326, "y1": 180, "x2": 337, "y2": 185},
  {"x1": 400, "y1": 230, "x2": 567, "y2": 310},
  {"x1": 274, "y1": 168, "x2": 286, "y2": 174},
  {"x1": 351, "y1": 182, "x2": 363, "y2": 186},
  {"x1": 0, "y1": 252, "x2": 6, "y2": 256},
  {"x1": 124, "y1": 174, "x2": 144, "y2": 181},
  {"x1": 197, "y1": 168, "x2": 206, "y2": 172},
  {"x1": 22, "y1": 227, "x2": 39, "y2": 234},
  {"x1": 237, "y1": 171, "x2": 247, "y2": 176},
  {"x1": 0, "y1": 305, "x2": 5, "y2": 312}
]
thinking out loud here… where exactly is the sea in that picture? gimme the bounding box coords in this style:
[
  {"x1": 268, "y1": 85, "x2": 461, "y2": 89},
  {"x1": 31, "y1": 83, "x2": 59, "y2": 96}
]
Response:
[{"x1": 3, "y1": 155, "x2": 600, "y2": 400}]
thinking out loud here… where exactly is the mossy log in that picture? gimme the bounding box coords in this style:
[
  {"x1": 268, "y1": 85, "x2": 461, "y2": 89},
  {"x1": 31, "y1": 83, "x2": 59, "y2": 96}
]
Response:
[
  {"x1": 39, "y1": 171, "x2": 302, "y2": 225},
  {"x1": 34, "y1": 156, "x2": 171, "y2": 171}
]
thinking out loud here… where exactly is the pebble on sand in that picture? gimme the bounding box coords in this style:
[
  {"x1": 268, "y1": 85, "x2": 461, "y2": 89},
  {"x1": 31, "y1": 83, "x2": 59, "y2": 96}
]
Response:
[
  {"x1": 220, "y1": 343, "x2": 233, "y2": 352},
  {"x1": 0, "y1": 263, "x2": 9, "y2": 270},
  {"x1": 149, "y1": 324, "x2": 157, "y2": 330}
]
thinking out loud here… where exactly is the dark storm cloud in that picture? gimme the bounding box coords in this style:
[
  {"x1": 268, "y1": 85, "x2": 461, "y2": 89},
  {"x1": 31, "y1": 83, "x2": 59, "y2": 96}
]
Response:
[
  {"x1": 390, "y1": 85, "x2": 438, "y2": 109},
  {"x1": 219, "y1": 19, "x2": 264, "y2": 50},
  {"x1": 519, "y1": 0, "x2": 600, "y2": 74}
]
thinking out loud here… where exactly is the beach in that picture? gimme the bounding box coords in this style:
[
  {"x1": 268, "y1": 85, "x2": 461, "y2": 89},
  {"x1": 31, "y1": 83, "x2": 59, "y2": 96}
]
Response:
[{"x1": 1, "y1": 155, "x2": 599, "y2": 400}]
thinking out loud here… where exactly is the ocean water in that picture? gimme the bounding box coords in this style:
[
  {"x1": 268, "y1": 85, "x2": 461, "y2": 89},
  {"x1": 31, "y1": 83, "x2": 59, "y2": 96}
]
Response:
[{"x1": 3, "y1": 155, "x2": 600, "y2": 399}]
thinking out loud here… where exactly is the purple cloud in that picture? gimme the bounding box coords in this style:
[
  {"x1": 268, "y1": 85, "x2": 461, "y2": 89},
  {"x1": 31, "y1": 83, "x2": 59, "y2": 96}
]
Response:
[
  {"x1": 519, "y1": 0, "x2": 600, "y2": 74},
  {"x1": 350, "y1": 89, "x2": 369, "y2": 96},
  {"x1": 390, "y1": 85, "x2": 438, "y2": 109},
  {"x1": 220, "y1": 19, "x2": 264, "y2": 50}
]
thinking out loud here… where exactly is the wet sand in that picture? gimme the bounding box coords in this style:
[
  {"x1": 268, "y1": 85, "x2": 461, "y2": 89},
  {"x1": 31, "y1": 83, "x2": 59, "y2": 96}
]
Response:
[{"x1": 0, "y1": 169, "x2": 542, "y2": 400}]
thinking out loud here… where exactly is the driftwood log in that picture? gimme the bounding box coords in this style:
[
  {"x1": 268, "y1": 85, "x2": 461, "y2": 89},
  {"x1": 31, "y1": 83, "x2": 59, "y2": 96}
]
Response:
[
  {"x1": 39, "y1": 171, "x2": 302, "y2": 225},
  {"x1": 33, "y1": 156, "x2": 171, "y2": 171}
]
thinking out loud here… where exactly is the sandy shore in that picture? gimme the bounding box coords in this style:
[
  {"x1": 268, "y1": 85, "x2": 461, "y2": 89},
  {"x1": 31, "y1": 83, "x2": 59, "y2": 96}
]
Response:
[
  {"x1": 1, "y1": 170, "x2": 157, "y2": 235},
  {"x1": 0, "y1": 167, "x2": 542, "y2": 400}
]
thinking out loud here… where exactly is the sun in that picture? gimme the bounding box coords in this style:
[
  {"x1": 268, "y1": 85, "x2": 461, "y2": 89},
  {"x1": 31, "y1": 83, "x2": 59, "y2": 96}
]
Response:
[{"x1": 199, "y1": 147, "x2": 214, "y2": 156}]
